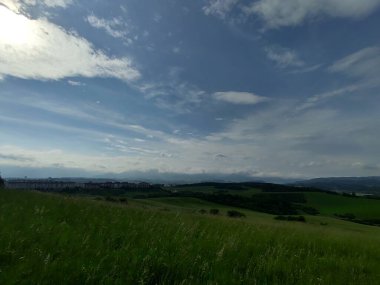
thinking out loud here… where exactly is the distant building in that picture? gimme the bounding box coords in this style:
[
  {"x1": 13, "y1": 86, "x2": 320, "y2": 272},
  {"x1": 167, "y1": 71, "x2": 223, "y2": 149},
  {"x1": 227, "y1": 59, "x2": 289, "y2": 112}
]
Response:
[
  {"x1": 5, "y1": 179, "x2": 76, "y2": 191},
  {"x1": 4, "y1": 179, "x2": 154, "y2": 191}
]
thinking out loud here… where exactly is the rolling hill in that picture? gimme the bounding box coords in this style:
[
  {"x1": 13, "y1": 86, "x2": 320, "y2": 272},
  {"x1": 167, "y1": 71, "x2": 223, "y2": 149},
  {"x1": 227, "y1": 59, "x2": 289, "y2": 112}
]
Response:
[
  {"x1": 293, "y1": 177, "x2": 380, "y2": 195},
  {"x1": 1, "y1": 182, "x2": 380, "y2": 284}
]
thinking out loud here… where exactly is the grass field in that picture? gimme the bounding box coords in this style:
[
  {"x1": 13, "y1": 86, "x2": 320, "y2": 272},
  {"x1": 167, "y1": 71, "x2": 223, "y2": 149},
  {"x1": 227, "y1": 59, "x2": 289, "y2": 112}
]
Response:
[
  {"x1": 1, "y1": 189, "x2": 380, "y2": 284},
  {"x1": 169, "y1": 186, "x2": 262, "y2": 196},
  {"x1": 304, "y1": 192, "x2": 380, "y2": 219}
]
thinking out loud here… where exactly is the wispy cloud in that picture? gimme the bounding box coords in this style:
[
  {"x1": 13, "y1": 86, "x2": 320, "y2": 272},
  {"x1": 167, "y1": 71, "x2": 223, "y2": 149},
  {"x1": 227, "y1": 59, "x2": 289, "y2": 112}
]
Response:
[
  {"x1": 135, "y1": 69, "x2": 206, "y2": 113},
  {"x1": 328, "y1": 46, "x2": 380, "y2": 84},
  {"x1": 203, "y1": 0, "x2": 380, "y2": 29},
  {"x1": 67, "y1": 80, "x2": 85, "y2": 86},
  {"x1": 86, "y1": 14, "x2": 128, "y2": 39},
  {"x1": 213, "y1": 91, "x2": 269, "y2": 105},
  {"x1": 294, "y1": 46, "x2": 380, "y2": 111},
  {"x1": 206, "y1": 100, "x2": 380, "y2": 176},
  {"x1": 40, "y1": 0, "x2": 72, "y2": 8},
  {"x1": 203, "y1": 0, "x2": 239, "y2": 19},
  {"x1": 27, "y1": 0, "x2": 73, "y2": 8},
  {"x1": 0, "y1": 95, "x2": 170, "y2": 142},
  {"x1": 288, "y1": 64, "x2": 322, "y2": 74},
  {"x1": 2, "y1": 97, "x2": 380, "y2": 178},
  {"x1": 2, "y1": 0, "x2": 73, "y2": 12},
  {"x1": 0, "y1": 5, "x2": 140, "y2": 82},
  {"x1": 0, "y1": 113, "x2": 113, "y2": 139},
  {"x1": 245, "y1": 0, "x2": 380, "y2": 29},
  {"x1": 0, "y1": 153, "x2": 34, "y2": 162},
  {"x1": 265, "y1": 46, "x2": 304, "y2": 68},
  {"x1": 297, "y1": 84, "x2": 361, "y2": 111}
]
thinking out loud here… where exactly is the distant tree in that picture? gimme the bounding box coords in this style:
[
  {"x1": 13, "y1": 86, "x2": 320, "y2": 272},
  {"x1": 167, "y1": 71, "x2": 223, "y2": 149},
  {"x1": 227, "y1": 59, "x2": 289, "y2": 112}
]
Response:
[
  {"x1": 105, "y1": 196, "x2": 117, "y2": 202},
  {"x1": 334, "y1": 213, "x2": 356, "y2": 220},
  {"x1": 227, "y1": 210, "x2": 245, "y2": 218},
  {"x1": 119, "y1": 197, "x2": 128, "y2": 204},
  {"x1": 0, "y1": 175, "x2": 4, "y2": 188},
  {"x1": 275, "y1": 215, "x2": 306, "y2": 222},
  {"x1": 209, "y1": 209, "x2": 220, "y2": 215},
  {"x1": 299, "y1": 206, "x2": 320, "y2": 215}
]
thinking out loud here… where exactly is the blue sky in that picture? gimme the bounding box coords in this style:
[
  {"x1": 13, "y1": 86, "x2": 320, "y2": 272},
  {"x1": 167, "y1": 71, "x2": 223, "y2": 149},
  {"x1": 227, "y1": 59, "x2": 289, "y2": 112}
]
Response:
[{"x1": 0, "y1": 0, "x2": 380, "y2": 180}]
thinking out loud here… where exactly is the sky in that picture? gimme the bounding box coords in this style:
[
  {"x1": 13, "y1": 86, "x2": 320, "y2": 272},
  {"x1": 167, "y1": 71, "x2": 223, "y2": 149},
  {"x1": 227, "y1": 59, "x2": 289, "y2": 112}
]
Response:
[{"x1": 0, "y1": 0, "x2": 380, "y2": 180}]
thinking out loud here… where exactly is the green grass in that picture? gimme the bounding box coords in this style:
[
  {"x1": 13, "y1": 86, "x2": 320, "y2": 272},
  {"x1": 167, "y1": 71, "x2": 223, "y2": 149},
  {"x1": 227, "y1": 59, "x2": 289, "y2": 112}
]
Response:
[
  {"x1": 1, "y1": 190, "x2": 380, "y2": 284},
  {"x1": 136, "y1": 197, "x2": 274, "y2": 223},
  {"x1": 136, "y1": 197, "x2": 225, "y2": 210},
  {"x1": 304, "y1": 192, "x2": 380, "y2": 219},
  {"x1": 168, "y1": 186, "x2": 262, "y2": 196},
  {"x1": 169, "y1": 186, "x2": 219, "y2": 194}
]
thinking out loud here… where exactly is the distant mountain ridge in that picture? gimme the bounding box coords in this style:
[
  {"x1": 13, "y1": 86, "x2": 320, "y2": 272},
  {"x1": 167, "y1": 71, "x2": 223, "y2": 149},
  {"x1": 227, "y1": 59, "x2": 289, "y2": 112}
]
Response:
[{"x1": 293, "y1": 177, "x2": 380, "y2": 195}]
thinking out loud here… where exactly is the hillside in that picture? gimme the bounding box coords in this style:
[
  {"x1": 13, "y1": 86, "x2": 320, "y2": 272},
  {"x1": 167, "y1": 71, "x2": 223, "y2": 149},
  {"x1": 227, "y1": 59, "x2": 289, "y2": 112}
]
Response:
[
  {"x1": 1, "y1": 189, "x2": 380, "y2": 284},
  {"x1": 293, "y1": 177, "x2": 380, "y2": 195}
]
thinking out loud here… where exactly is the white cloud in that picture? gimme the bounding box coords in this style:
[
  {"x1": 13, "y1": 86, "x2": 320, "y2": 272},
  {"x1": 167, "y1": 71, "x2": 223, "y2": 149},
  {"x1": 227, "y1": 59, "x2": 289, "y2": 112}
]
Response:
[
  {"x1": 204, "y1": 99, "x2": 380, "y2": 177},
  {"x1": 1, "y1": 0, "x2": 21, "y2": 12},
  {"x1": 67, "y1": 80, "x2": 85, "y2": 86},
  {"x1": 265, "y1": 46, "x2": 304, "y2": 68},
  {"x1": 213, "y1": 91, "x2": 269, "y2": 104},
  {"x1": 0, "y1": 145, "x2": 134, "y2": 173},
  {"x1": 153, "y1": 13, "x2": 162, "y2": 23},
  {"x1": 41, "y1": 0, "x2": 72, "y2": 8},
  {"x1": 288, "y1": 64, "x2": 322, "y2": 74},
  {"x1": 203, "y1": 0, "x2": 238, "y2": 19},
  {"x1": 2, "y1": 92, "x2": 380, "y2": 178},
  {"x1": 246, "y1": 0, "x2": 380, "y2": 28},
  {"x1": 297, "y1": 84, "x2": 361, "y2": 111},
  {"x1": 86, "y1": 14, "x2": 127, "y2": 39},
  {"x1": 0, "y1": 6, "x2": 140, "y2": 81},
  {"x1": 293, "y1": 45, "x2": 380, "y2": 110},
  {"x1": 1, "y1": 0, "x2": 73, "y2": 12},
  {"x1": 328, "y1": 46, "x2": 380, "y2": 82},
  {"x1": 23, "y1": 0, "x2": 73, "y2": 8},
  {"x1": 135, "y1": 72, "x2": 206, "y2": 113},
  {"x1": 0, "y1": 95, "x2": 169, "y2": 141}
]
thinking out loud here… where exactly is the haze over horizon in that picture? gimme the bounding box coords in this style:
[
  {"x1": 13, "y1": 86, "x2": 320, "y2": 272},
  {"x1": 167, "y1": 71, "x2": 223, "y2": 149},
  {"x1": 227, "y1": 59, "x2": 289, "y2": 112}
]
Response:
[{"x1": 1, "y1": 0, "x2": 380, "y2": 179}]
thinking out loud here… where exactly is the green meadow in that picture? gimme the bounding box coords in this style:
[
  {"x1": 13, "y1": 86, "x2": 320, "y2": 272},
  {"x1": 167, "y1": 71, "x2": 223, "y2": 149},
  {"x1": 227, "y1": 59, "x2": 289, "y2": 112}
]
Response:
[
  {"x1": 1, "y1": 189, "x2": 380, "y2": 284},
  {"x1": 304, "y1": 192, "x2": 380, "y2": 219}
]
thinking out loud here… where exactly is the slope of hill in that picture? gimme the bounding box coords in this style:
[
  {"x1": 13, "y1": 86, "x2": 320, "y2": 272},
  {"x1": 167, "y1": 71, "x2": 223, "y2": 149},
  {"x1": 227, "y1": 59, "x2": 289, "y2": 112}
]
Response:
[
  {"x1": 293, "y1": 177, "x2": 380, "y2": 195},
  {"x1": 1, "y1": 189, "x2": 380, "y2": 284}
]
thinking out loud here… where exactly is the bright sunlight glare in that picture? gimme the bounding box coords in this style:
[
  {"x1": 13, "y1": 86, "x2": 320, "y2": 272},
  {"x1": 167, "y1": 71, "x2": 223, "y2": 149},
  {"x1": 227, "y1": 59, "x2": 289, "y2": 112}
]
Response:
[{"x1": 0, "y1": 5, "x2": 34, "y2": 45}]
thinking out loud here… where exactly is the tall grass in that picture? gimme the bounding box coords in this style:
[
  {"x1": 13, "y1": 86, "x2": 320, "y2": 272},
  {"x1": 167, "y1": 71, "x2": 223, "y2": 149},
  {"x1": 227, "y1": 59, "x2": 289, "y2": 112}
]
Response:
[{"x1": 0, "y1": 190, "x2": 379, "y2": 284}]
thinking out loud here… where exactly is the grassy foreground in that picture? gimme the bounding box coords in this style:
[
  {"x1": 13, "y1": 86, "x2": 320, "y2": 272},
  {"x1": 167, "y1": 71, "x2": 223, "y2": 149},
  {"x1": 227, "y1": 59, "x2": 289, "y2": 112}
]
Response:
[{"x1": 1, "y1": 190, "x2": 380, "y2": 284}]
